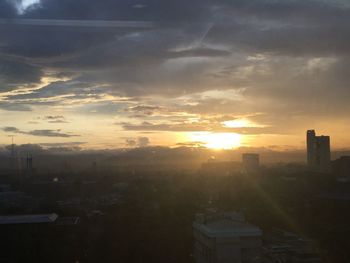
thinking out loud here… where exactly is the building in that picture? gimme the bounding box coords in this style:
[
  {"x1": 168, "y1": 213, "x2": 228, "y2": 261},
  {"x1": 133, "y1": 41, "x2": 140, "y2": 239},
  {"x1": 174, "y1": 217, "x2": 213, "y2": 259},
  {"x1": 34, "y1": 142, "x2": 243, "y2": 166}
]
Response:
[
  {"x1": 0, "y1": 191, "x2": 39, "y2": 211},
  {"x1": 0, "y1": 213, "x2": 58, "y2": 225},
  {"x1": 193, "y1": 211, "x2": 262, "y2": 263},
  {"x1": 0, "y1": 213, "x2": 81, "y2": 262},
  {"x1": 306, "y1": 130, "x2": 331, "y2": 173},
  {"x1": 242, "y1": 153, "x2": 260, "y2": 173},
  {"x1": 201, "y1": 160, "x2": 242, "y2": 176},
  {"x1": 0, "y1": 213, "x2": 79, "y2": 225},
  {"x1": 263, "y1": 229, "x2": 321, "y2": 263}
]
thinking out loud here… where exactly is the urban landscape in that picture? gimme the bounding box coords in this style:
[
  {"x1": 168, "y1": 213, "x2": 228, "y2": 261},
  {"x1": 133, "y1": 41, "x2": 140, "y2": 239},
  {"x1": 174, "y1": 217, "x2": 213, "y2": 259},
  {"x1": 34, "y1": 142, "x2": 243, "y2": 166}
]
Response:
[
  {"x1": 0, "y1": 130, "x2": 349, "y2": 262},
  {"x1": 1, "y1": 0, "x2": 350, "y2": 262}
]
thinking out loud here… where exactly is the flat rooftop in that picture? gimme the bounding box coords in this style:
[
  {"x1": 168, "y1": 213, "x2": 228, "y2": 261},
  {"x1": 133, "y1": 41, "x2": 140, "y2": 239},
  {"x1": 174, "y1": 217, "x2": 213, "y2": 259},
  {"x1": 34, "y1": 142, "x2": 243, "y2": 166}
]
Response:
[
  {"x1": 0, "y1": 213, "x2": 58, "y2": 225},
  {"x1": 194, "y1": 218, "x2": 262, "y2": 238}
]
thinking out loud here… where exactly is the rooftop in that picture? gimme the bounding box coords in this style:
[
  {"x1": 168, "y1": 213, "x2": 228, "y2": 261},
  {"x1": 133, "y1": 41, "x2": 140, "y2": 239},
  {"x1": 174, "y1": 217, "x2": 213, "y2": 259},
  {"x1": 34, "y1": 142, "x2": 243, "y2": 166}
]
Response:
[
  {"x1": 193, "y1": 212, "x2": 262, "y2": 238},
  {"x1": 0, "y1": 213, "x2": 58, "y2": 225}
]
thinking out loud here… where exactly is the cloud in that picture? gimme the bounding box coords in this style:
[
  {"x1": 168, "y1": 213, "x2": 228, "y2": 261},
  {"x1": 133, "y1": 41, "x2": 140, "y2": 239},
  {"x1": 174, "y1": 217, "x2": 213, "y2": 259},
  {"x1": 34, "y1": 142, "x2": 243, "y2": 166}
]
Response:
[
  {"x1": 0, "y1": 57, "x2": 42, "y2": 92},
  {"x1": 1, "y1": 143, "x2": 83, "y2": 156},
  {"x1": 1, "y1": 0, "x2": 349, "y2": 99},
  {"x1": 0, "y1": 18, "x2": 154, "y2": 28},
  {"x1": 2, "y1": 126, "x2": 78, "y2": 137},
  {"x1": 2, "y1": 126, "x2": 20, "y2": 133},
  {"x1": 119, "y1": 119, "x2": 279, "y2": 135},
  {"x1": 165, "y1": 48, "x2": 230, "y2": 59},
  {"x1": 0, "y1": 101, "x2": 32, "y2": 111},
  {"x1": 126, "y1": 105, "x2": 162, "y2": 116},
  {"x1": 125, "y1": 136, "x2": 150, "y2": 147},
  {"x1": 137, "y1": 137, "x2": 150, "y2": 147},
  {"x1": 26, "y1": 129, "x2": 78, "y2": 137},
  {"x1": 42, "y1": 115, "x2": 69, "y2": 123},
  {"x1": 0, "y1": 1, "x2": 17, "y2": 18},
  {"x1": 125, "y1": 138, "x2": 136, "y2": 147},
  {"x1": 1, "y1": 0, "x2": 350, "y2": 148},
  {"x1": 38, "y1": 142, "x2": 86, "y2": 147}
]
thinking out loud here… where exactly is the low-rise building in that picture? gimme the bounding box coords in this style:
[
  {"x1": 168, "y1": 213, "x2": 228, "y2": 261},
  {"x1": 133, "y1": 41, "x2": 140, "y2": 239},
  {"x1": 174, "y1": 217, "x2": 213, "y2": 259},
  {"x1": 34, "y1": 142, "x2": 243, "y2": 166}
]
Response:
[
  {"x1": 193, "y1": 211, "x2": 262, "y2": 263},
  {"x1": 263, "y1": 228, "x2": 322, "y2": 263}
]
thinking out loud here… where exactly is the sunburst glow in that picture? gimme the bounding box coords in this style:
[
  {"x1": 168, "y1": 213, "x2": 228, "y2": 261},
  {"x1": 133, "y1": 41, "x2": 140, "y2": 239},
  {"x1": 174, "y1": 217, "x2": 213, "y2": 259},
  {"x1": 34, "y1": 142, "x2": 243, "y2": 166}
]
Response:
[{"x1": 191, "y1": 132, "x2": 242, "y2": 150}]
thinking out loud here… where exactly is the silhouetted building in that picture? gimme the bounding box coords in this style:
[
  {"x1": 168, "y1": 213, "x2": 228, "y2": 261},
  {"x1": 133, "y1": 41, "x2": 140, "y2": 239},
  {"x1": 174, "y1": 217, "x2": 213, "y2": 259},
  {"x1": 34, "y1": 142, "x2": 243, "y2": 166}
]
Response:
[
  {"x1": 263, "y1": 229, "x2": 321, "y2": 263},
  {"x1": 0, "y1": 213, "x2": 81, "y2": 262},
  {"x1": 306, "y1": 130, "x2": 331, "y2": 173},
  {"x1": 0, "y1": 191, "x2": 39, "y2": 211},
  {"x1": 193, "y1": 211, "x2": 262, "y2": 263},
  {"x1": 0, "y1": 213, "x2": 58, "y2": 225},
  {"x1": 332, "y1": 156, "x2": 350, "y2": 177},
  {"x1": 201, "y1": 160, "x2": 241, "y2": 176},
  {"x1": 242, "y1": 153, "x2": 260, "y2": 173}
]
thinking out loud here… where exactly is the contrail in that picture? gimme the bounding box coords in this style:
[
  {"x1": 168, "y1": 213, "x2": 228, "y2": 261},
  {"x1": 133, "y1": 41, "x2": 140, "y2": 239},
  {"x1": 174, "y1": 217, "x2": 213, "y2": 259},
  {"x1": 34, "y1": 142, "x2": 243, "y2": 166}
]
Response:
[
  {"x1": 0, "y1": 18, "x2": 155, "y2": 28},
  {"x1": 196, "y1": 23, "x2": 214, "y2": 46}
]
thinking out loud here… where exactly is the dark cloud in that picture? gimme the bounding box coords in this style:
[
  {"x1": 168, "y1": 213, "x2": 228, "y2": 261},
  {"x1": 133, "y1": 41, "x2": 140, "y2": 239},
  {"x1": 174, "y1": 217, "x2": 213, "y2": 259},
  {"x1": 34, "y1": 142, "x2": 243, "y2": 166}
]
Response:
[
  {"x1": 27, "y1": 129, "x2": 78, "y2": 137},
  {"x1": 0, "y1": 1, "x2": 17, "y2": 18},
  {"x1": 125, "y1": 136, "x2": 150, "y2": 147},
  {"x1": 2, "y1": 126, "x2": 78, "y2": 137},
  {"x1": 0, "y1": 57, "x2": 42, "y2": 91},
  {"x1": 42, "y1": 115, "x2": 69, "y2": 123},
  {"x1": 1, "y1": 0, "x2": 349, "y2": 99},
  {"x1": 125, "y1": 138, "x2": 136, "y2": 147},
  {"x1": 0, "y1": 24, "x2": 118, "y2": 58},
  {"x1": 127, "y1": 105, "x2": 161, "y2": 116},
  {"x1": 137, "y1": 136, "x2": 150, "y2": 147},
  {"x1": 23, "y1": 0, "x2": 211, "y2": 21},
  {"x1": 1, "y1": 143, "x2": 83, "y2": 156},
  {"x1": 2, "y1": 126, "x2": 20, "y2": 133},
  {"x1": 0, "y1": 0, "x2": 210, "y2": 59}
]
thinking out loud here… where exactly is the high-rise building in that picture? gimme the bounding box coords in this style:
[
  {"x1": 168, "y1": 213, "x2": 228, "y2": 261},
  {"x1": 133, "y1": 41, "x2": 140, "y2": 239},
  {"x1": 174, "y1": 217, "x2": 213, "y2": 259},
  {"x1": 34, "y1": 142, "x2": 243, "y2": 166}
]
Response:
[
  {"x1": 242, "y1": 153, "x2": 260, "y2": 172},
  {"x1": 306, "y1": 130, "x2": 331, "y2": 173}
]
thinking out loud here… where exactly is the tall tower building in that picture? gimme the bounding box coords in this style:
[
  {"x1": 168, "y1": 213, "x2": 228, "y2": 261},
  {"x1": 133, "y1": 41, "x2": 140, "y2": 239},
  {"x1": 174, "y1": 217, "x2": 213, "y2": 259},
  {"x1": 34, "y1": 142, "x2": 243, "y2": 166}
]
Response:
[{"x1": 306, "y1": 130, "x2": 331, "y2": 173}]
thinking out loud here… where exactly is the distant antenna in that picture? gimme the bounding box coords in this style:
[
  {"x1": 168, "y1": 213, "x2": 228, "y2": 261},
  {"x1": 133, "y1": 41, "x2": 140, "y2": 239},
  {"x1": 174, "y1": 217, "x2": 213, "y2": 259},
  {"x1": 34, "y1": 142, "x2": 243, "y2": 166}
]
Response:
[
  {"x1": 7, "y1": 135, "x2": 18, "y2": 171},
  {"x1": 9, "y1": 135, "x2": 15, "y2": 158}
]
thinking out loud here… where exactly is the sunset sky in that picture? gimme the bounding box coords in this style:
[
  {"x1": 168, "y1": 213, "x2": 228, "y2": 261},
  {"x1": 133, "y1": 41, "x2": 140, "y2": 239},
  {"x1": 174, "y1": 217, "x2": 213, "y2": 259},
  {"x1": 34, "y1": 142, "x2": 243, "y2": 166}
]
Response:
[{"x1": 1, "y1": 0, "x2": 350, "y2": 150}]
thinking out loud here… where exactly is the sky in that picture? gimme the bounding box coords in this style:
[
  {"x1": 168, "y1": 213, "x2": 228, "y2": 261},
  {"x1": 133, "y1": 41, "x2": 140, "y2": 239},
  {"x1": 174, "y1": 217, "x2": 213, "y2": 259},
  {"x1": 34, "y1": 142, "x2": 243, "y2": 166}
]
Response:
[{"x1": 1, "y1": 0, "x2": 350, "y2": 151}]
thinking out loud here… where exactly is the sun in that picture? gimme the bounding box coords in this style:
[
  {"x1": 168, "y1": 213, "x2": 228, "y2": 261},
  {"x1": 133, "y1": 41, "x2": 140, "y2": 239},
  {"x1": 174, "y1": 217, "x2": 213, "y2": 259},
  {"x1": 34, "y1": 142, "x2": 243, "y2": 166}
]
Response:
[{"x1": 190, "y1": 132, "x2": 242, "y2": 150}]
